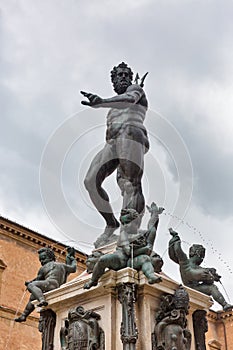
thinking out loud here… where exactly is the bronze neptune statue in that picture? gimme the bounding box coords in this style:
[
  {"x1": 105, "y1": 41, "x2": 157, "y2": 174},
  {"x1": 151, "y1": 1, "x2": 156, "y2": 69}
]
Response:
[{"x1": 81, "y1": 62, "x2": 149, "y2": 247}]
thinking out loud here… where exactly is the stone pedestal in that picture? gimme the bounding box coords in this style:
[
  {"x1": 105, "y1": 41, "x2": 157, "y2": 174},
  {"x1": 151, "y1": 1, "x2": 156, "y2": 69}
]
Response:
[{"x1": 37, "y1": 268, "x2": 213, "y2": 350}]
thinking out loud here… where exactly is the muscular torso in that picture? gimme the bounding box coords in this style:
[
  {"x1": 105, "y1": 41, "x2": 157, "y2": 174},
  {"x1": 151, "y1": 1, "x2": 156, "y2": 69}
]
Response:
[
  {"x1": 40, "y1": 261, "x2": 66, "y2": 286},
  {"x1": 106, "y1": 84, "x2": 148, "y2": 142},
  {"x1": 179, "y1": 260, "x2": 212, "y2": 287}
]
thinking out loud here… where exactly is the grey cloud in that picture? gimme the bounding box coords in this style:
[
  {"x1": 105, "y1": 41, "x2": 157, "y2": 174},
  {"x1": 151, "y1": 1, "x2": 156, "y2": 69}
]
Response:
[
  {"x1": 1, "y1": 1, "x2": 233, "y2": 233},
  {"x1": 184, "y1": 129, "x2": 233, "y2": 217}
]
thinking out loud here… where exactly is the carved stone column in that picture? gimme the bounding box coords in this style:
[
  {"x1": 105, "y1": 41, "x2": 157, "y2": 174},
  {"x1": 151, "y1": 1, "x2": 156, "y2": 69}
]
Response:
[
  {"x1": 193, "y1": 310, "x2": 208, "y2": 350},
  {"x1": 117, "y1": 282, "x2": 138, "y2": 350},
  {"x1": 38, "y1": 309, "x2": 56, "y2": 350}
]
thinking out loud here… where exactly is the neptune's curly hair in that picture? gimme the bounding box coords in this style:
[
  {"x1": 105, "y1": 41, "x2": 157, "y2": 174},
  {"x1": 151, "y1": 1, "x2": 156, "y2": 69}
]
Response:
[{"x1": 110, "y1": 62, "x2": 133, "y2": 84}]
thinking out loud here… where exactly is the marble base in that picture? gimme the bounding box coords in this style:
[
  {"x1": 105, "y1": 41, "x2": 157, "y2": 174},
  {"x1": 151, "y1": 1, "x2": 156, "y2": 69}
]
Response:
[{"x1": 35, "y1": 268, "x2": 213, "y2": 350}]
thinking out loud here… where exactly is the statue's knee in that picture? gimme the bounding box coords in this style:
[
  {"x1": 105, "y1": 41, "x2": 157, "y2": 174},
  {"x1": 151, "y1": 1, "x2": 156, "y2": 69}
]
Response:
[
  {"x1": 84, "y1": 172, "x2": 102, "y2": 192},
  {"x1": 84, "y1": 173, "x2": 96, "y2": 192},
  {"x1": 29, "y1": 294, "x2": 36, "y2": 302},
  {"x1": 211, "y1": 284, "x2": 219, "y2": 293},
  {"x1": 27, "y1": 282, "x2": 34, "y2": 291},
  {"x1": 84, "y1": 175, "x2": 91, "y2": 191},
  {"x1": 133, "y1": 182, "x2": 142, "y2": 192},
  {"x1": 28, "y1": 281, "x2": 43, "y2": 291}
]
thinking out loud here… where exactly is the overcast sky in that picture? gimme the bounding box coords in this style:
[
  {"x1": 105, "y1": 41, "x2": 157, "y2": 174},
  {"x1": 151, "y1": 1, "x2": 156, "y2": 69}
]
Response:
[{"x1": 1, "y1": 0, "x2": 233, "y2": 310}]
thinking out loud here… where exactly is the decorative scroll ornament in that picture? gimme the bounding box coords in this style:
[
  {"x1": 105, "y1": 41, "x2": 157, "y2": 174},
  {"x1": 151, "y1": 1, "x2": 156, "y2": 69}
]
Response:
[{"x1": 152, "y1": 285, "x2": 191, "y2": 350}]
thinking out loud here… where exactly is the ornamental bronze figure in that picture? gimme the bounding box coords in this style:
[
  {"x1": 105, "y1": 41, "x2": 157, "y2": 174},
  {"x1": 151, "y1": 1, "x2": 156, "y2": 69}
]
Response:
[
  {"x1": 168, "y1": 228, "x2": 233, "y2": 311},
  {"x1": 15, "y1": 247, "x2": 76, "y2": 322},
  {"x1": 152, "y1": 285, "x2": 191, "y2": 350},
  {"x1": 84, "y1": 203, "x2": 163, "y2": 290},
  {"x1": 81, "y1": 62, "x2": 149, "y2": 248}
]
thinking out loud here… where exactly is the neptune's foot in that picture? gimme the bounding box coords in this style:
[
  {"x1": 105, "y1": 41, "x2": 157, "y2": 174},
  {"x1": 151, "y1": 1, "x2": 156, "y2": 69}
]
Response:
[{"x1": 94, "y1": 225, "x2": 119, "y2": 248}]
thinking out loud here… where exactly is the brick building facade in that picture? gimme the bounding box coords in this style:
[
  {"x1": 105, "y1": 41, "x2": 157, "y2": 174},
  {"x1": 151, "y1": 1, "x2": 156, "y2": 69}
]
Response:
[
  {"x1": 207, "y1": 310, "x2": 233, "y2": 350},
  {"x1": 0, "y1": 216, "x2": 86, "y2": 350}
]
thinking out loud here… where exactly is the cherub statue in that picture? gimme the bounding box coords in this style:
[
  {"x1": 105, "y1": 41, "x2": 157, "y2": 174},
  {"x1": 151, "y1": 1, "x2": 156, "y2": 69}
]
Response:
[
  {"x1": 84, "y1": 203, "x2": 164, "y2": 289},
  {"x1": 15, "y1": 247, "x2": 76, "y2": 322},
  {"x1": 168, "y1": 228, "x2": 232, "y2": 311}
]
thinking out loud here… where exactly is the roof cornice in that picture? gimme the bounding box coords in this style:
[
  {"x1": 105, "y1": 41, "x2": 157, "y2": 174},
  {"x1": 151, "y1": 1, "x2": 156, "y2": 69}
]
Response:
[
  {"x1": 208, "y1": 309, "x2": 233, "y2": 321},
  {"x1": 0, "y1": 216, "x2": 87, "y2": 265}
]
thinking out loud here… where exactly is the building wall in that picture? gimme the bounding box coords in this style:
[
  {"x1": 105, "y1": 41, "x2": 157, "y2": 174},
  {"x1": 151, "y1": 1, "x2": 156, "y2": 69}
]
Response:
[
  {"x1": 0, "y1": 216, "x2": 86, "y2": 350},
  {"x1": 207, "y1": 310, "x2": 233, "y2": 350}
]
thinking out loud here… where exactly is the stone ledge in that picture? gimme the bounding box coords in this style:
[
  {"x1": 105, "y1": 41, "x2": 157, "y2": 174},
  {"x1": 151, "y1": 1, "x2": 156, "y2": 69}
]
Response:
[{"x1": 35, "y1": 267, "x2": 212, "y2": 313}]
